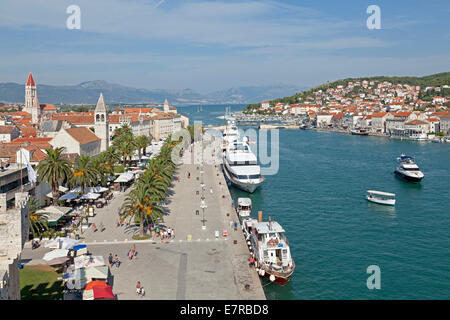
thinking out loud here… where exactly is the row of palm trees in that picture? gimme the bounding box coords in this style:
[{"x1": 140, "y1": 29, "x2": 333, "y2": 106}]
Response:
[
  {"x1": 119, "y1": 140, "x2": 179, "y2": 238},
  {"x1": 36, "y1": 124, "x2": 151, "y2": 205}
]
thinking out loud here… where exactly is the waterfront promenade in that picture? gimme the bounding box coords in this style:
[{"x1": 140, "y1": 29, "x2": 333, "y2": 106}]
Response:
[{"x1": 21, "y1": 139, "x2": 265, "y2": 300}]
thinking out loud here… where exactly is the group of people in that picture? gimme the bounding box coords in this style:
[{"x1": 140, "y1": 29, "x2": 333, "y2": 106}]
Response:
[
  {"x1": 91, "y1": 222, "x2": 105, "y2": 232},
  {"x1": 108, "y1": 253, "x2": 121, "y2": 268},
  {"x1": 152, "y1": 226, "x2": 175, "y2": 242},
  {"x1": 128, "y1": 244, "x2": 138, "y2": 260}
]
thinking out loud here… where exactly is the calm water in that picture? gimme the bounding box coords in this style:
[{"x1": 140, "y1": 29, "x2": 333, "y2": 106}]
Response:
[{"x1": 180, "y1": 105, "x2": 450, "y2": 300}]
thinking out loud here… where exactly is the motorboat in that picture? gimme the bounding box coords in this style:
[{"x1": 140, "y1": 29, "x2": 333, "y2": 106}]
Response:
[
  {"x1": 394, "y1": 154, "x2": 424, "y2": 183},
  {"x1": 237, "y1": 198, "x2": 252, "y2": 217},
  {"x1": 366, "y1": 190, "x2": 396, "y2": 206},
  {"x1": 351, "y1": 128, "x2": 369, "y2": 135},
  {"x1": 242, "y1": 213, "x2": 295, "y2": 285},
  {"x1": 222, "y1": 139, "x2": 264, "y2": 193}
]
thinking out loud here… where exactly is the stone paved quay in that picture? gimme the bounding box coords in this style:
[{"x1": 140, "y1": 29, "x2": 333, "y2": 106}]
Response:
[{"x1": 21, "y1": 140, "x2": 265, "y2": 300}]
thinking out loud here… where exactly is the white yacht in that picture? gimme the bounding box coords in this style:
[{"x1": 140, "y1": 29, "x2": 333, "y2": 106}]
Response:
[
  {"x1": 242, "y1": 214, "x2": 295, "y2": 285},
  {"x1": 237, "y1": 198, "x2": 252, "y2": 217},
  {"x1": 394, "y1": 154, "x2": 424, "y2": 183},
  {"x1": 222, "y1": 120, "x2": 240, "y2": 152},
  {"x1": 223, "y1": 139, "x2": 264, "y2": 193}
]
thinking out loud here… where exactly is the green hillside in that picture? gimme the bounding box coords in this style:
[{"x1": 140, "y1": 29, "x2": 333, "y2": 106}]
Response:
[{"x1": 244, "y1": 72, "x2": 450, "y2": 112}]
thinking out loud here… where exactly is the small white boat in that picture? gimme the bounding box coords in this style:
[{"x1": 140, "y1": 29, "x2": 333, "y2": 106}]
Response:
[
  {"x1": 237, "y1": 198, "x2": 252, "y2": 217},
  {"x1": 366, "y1": 190, "x2": 396, "y2": 206}
]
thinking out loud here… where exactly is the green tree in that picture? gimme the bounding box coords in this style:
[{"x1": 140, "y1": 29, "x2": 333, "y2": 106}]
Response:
[
  {"x1": 37, "y1": 147, "x2": 72, "y2": 205},
  {"x1": 28, "y1": 196, "x2": 48, "y2": 239},
  {"x1": 71, "y1": 155, "x2": 98, "y2": 193},
  {"x1": 135, "y1": 135, "x2": 150, "y2": 162}
]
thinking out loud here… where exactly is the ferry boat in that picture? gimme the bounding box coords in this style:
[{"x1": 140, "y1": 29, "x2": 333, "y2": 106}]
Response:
[
  {"x1": 237, "y1": 198, "x2": 252, "y2": 217},
  {"x1": 242, "y1": 213, "x2": 295, "y2": 285},
  {"x1": 222, "y1": 139, "x2": 264, "y2": 193},
  {"x1": 394, "y1": 154, "x2": 424, "y2": 183},
  {"x1": 366, "y1": 190, "x2": 396, "y2": 206},
  {"x1": 351, "y1": 128, "x2": 369, "y2": 136}
]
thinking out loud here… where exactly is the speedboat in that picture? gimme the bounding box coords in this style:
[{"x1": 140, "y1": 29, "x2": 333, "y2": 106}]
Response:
[
  {"x1": 222, "y1": 139, "x2": 264, "y2": 193},
  {"x1": 242, "y1": 213, "x2": 295, "y2": 285},
  {"x1": 366, "y1": 190, "x2": 396, "y2": 206},
  {"x1": 237, "y1": 198, "x2": 252, "y2": 217},
  {"x1": 394, "y1": 154, "x2": 424, "y2": 183}
]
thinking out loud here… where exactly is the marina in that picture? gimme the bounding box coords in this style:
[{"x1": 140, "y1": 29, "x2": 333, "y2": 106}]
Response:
[{"x1": 183, "y1": 104, "x2": 450, "y2": 299}]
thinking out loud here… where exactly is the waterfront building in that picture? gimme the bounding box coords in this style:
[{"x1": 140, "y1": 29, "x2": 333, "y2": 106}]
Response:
[
  {"x1": 261, "y1": 101, "x2": 270, "y2": 110},
  {"x1": 439, "y1": 114, "x2": 450, "y2": 134}
]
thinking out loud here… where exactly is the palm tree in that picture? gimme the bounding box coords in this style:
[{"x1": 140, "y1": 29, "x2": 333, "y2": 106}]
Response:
[
  {"x1": 135, "y1": 135, "x2": 150, "y2": 162},
  {"x1": 28, "y1": 196, "x2": 48, "y2": 239},
  {"x1": 117, "y1": 140, "x2": 135, "y2": 169},
  {"x1": 120, "y1": 181, "x2": 165, "y2": 237},
  {"x1": 71, "y1": 155, "x2": 98, "y2": 194},
  {"x1": 37, "y1": 147, "x2": 72, "y2": 205}
]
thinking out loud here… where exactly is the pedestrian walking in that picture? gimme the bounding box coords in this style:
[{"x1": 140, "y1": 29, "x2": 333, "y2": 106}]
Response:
[
  {"x1": 132, "y1": 244, "x2": 137, "y2": 258},
  {"x1": 116, "y1": 218, "x2": 120, "y2": 228},
  {"x1": 99, "y1": 222, "x2": 104, "y2": 232},
  {"x1": 234, "y1": 221, "x2": 238, "y2": 231},
  {"x1": 210, "y1": 188, "x2": 213, "y2": 194},
  {"x1": 167, "y1": 227, "x2": 171, "y2": 238},
  {"x1": 171, "y1": 228, "x2": 175, "y2": 239},
  {"x1": 92, "y1": 223, "x2": 97, "y2": 232},
  {"x1": 108, "y1": 253, "x2": 113, "y2": 267},
  {"x1": 128, "y1": 249, "x2": 133, "y2": 260}
]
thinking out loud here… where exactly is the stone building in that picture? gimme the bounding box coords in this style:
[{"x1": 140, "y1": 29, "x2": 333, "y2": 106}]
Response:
[{"x1": 0, "y1": 192, "x2": 30, "y2": 300}]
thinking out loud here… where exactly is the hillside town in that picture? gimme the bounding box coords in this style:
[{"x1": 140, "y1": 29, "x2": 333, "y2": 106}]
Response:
[{"x1": 244, "y1": 79, "x2": 450, "y2": 141}]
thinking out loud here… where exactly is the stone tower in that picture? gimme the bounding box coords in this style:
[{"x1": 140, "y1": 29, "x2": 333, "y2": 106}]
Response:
[
  {"x1": 94, "y1": 93, "x2": 109, "y2": 152},
  {"x1": 24, "y1": 73, "x2": 40, "y2": 124},
  {"x1": 164, "y1": 98, "x2": 169, "y2": 113}
]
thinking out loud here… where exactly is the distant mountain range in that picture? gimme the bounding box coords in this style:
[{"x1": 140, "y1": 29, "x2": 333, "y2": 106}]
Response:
[{"x1": 0, "y1": 80, "x2": 306, "y2": 105}]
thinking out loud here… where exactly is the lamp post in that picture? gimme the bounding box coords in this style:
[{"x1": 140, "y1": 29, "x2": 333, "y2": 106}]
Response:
[{"x1": 200, "y1": 196, "x2": 207, "y2": 229}]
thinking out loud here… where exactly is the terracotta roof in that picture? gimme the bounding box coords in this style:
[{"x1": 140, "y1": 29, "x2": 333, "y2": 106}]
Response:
[
  {"x1": 405, "y1": 120, "x2": 429, "y2": 125},
  {"x1": 18, "y1": 127, "x2": 36, "y2": 137},
  {"x1": 26, "y1": 73, "x2": 35, "y2": 87},
  {"x1": 53, "y1": 114, "x2": 95, "y2": 124},
  {"x1": 65, "y1": 127, "x2": 100, "y2": 145},
  {"x1": 41, "y1": 104, "x2": 56, "y2": 111},
  {"x1": 392, "y1": 112, "x2": 411, "y2": 117},
  {"x1": 371, "y1": 112, "x2": 388, "y2": 118},
  {"x1": 8, "y1": 137, "x2": 52, "y2": 149},
  {"x1": 0, "y1": 125, "x2": 17, "y2": 134}
]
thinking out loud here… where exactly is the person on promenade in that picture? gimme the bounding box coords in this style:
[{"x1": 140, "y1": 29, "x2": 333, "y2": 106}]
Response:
[
  {"x1": 108, "y1": 253, "x2": 113, "y2": 267},
  {"x1": 92, "y1": 223, "x2": 97, "y2": 232},
  {"x1": 187, "y1": 171, "x2": 190, "y2": 179},
  {"x1": 116, "y1": 218, "x2": 120, "y2": 228},
  {"x1": 132, "y1": 244, "x2": 137, "y2": 258},
  {"x1": 136, "y1": 281, "x2": 145, "y2": 297},
  {"x1": 99, "y1": 222, "x2": 104, "y2": 232},
  {"x1": 114, "y1": 255, "x2": 120, "y2": 268},
  {"x1": 128, "y1": 249, "x2": 133, "y2": 260},
  {"x1": 210, "y1": 188, "x2": 213, "y2": 194},
  {"x1": 171, "y1": 228, "x2": 175, "y2": 239}
]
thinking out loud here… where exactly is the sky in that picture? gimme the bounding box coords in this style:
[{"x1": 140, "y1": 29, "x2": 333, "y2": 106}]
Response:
[{"x1": 0, "y1": 0, "x2": 449, "y2": 93}]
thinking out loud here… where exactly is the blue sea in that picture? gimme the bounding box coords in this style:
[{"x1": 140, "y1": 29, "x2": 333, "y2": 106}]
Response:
[{"x1": 178, "y1": 104, "x2": 450, "y2": 300}]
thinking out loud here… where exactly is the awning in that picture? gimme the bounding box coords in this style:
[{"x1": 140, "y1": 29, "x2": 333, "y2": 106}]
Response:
[
  {"x1": 80, "y1": 193, "x2": 101, "y2": 200},
  {"x1": 45, "y1": 237, "x2": 79, "y2": 250},
  {"x1": 93, "y1": 285, "x2": 114, "y2": 299},
  {"x1": 47, "y1": 256, "x2": 69, "y2": 266},
  {"x1": 70, "y1": 186, "x2": 109, "y2": 193},
  {"x1": 38, "y1": 206, "x2": 72, "y2": 226},
  {"x1": 84, "y1": 280, "x2": 108, "y2": 291},
  {"x1": 43, "y1": 249, "x2": 69, "y2": 261},
  {"x1": 114, "y1": 172, "x2": 134, "y2": 183},
  {"x1": 73, "y1": 244, "x2": 87, "y2": 251},
  {"x1": 58, "y1": 192, "x2": 79, "y2": 201},
  {"x1": 74, "y1": 255, "x2": 105, "y2": 269},
  {"x1": 84, "y1": 266, "x2": 109, "y2": 281}
]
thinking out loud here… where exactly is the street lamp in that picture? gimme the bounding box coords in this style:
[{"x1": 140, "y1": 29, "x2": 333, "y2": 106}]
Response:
[{"x1": 200, "y1": 196, "x2": 207, "y2": 229}]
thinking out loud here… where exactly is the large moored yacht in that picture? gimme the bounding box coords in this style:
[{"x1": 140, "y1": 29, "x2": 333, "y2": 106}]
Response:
[{"x1": 222, "y1": 139, "x2": 264, "y2": 193}]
